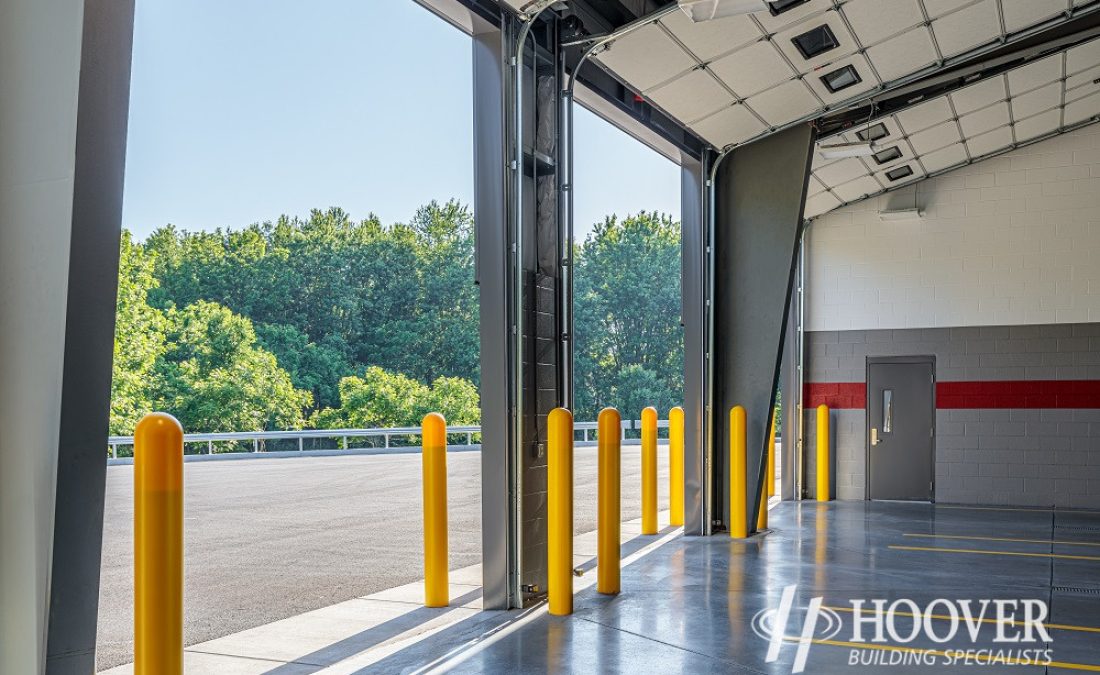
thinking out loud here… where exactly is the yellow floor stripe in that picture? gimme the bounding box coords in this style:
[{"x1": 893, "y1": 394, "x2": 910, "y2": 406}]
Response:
[
  {"x1": 825, "y1": 605, "x2": 1100, "y2": 635},
  {"x1": 796, "y1": 636, "x2": 1100, "y2": 672},
  {"x1": 903, "y1": 533, "x2": 1100, "y2": 548},
  {"x1": 890, "y1": 544, "x2": 1100, "y2": 561},
  {"x1": 937, "y1": 505, "x2": 1100, "y2": 516}
]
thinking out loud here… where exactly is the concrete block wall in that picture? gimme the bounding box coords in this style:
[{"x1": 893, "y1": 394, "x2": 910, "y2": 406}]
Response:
[
  {"x1": 801, "y1": 323, "x2": 1100, "y2": 507},
  {"x1": 806, "y1": 123, "x2": 1100, "y2": 333},
  {"x1": 936, "y1": 408, "x2": 1100, "y2": 508},
  {"x1": 801, "y1": 126, "x2": 1100, "y2": 507}
]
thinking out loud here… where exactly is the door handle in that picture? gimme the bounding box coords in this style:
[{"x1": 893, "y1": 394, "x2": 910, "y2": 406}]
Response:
[{"x1": 870, "y1": 428, "x2": 880, "y2": 446}]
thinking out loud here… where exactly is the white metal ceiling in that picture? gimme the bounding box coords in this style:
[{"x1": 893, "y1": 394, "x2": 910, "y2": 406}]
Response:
[
  {"x1": 806, "y1": 35, "x2": 1100, "y2": 217},
  {"x1": 592, "y1": 0, "x2": 1097, "y2": 152}
]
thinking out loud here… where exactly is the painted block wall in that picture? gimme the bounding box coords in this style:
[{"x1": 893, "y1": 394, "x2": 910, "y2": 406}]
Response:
[
  {"x1": 802, "y1": 126, "x2": 1100, "y2": 506},
  {"x1": 806, "y1": 123, "x2": 1100, "y2": 333},
  {"x1": 801, "y1": 323, "x2": 1100, "y2": 506}
]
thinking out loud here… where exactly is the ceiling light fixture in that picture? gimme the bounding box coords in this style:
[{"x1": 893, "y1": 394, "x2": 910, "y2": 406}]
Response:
[
  {"x1": 818, "y1": 141, "x2": 876, "y2": 159},
  {"x1": 878, "y1": 207, "x2": 923, "y2": 221},
  {"x1": 678, "y1": 0, "x2": 768, "y2": 22}
]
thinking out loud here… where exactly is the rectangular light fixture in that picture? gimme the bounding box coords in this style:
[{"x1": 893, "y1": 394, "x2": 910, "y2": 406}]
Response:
[
  {"x1": 792, "y1": 24, "x2": 840, "y2": 60},
  {"x1": 885, "y1": 165, "x2": 914, "y2": 181},
  {"x1": 818, "y1": 141, "x2": 876, "y2": 159},
  {"x1": 872, "y1": 146, "x2": 903, "y2": 165},
  {"x1": 857, "y1": 123, "x2": 889, "y2": 142},
  {"x1": 821, "y1": 64, "x2": 863, "y2": 93},
  {"x1": 769, "y1": 0, "x2": 811, "y2": 14},
  {"x1": 878, "y1": 207, "x2": 923, "y2": 221},
  {"x1": 678, "y1": 0, "x2": 768, "y2": 22}
]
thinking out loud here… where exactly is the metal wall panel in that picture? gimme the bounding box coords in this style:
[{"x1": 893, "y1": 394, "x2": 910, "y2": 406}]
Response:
[
  {"x1": 45, "y1": 1, "x2": 135, "y2": 670},
  {"x1": 712, "y1": 124, "x2": 815, "y2": 530},
  {"x1": 680, "y1": 153, "x2": 708, "y2": 535},
  {"x1": 473, "y1": 24, "x2": 516, "y2": 610}
]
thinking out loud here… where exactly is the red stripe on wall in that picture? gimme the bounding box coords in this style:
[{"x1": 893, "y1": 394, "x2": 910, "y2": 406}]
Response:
[
  {"x1": 937, "y1": 380, "x2": 1100, "y2": 409},
  {"x1": 804, "y1": 380, "x2": 1100, "y2": 409},
  {"x1": 803, "y1": 382, "x2": 866, "y2": 409}
]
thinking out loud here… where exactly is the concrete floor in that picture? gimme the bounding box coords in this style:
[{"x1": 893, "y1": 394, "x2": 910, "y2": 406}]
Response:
[
  {"x1": 96, "y1": 445, "x2": 669, "y2": 670},
  {"x1": 110, "y1": 500, "x2": 1100, "y2": 673},
  {"x1": 437, "y1": 501, "x2": 1100, "y2": 674}
]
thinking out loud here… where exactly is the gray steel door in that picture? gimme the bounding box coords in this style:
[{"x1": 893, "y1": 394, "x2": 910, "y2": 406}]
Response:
[{"x1": 867, "y1": 358, "x2": 935, "y2": 501}]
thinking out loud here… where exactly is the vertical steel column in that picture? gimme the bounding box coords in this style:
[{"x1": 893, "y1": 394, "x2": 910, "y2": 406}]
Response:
[
  {"x1": 44, "y1": 0, "x2": 136, "y2": 671},
  {"x1": 680, "y1": 152, "x2": 709, "y2": 535},
  {"x1": 780, "y1": 243, "x2": 802, "y2": 502},
  {"x1": 473, "y1": 21, "x2": 517, "y2": 610},
  {"x1": 475, "y1": 6, "x2": 565, "y2": 609}
]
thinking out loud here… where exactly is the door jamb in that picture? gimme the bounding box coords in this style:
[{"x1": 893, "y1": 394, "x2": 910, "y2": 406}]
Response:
[{"x1": 864, "y1": 355, "x2": 937, "y2": 502}]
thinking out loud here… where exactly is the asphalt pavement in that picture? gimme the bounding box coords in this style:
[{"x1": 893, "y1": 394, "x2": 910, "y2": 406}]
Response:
[{"x1": 96, "y1": 444, "x2": 669, "y2": 670}]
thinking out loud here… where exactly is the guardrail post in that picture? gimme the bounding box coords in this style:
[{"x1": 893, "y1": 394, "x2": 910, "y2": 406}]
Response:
[
  {"x1": 641, "y1": 407, "x2": 657, "y2": 535},
  {"x1": 341, "y1": 436, "x2": 348, "y2": 450},
  {"x1": 298, "y1": 437, "x2": 304, "y2": 452},
  {"x1": 384, "y1": 433, "x2": 390, "y2": 449},
  {"x1": 817, "y1": 404, "x2": 830, "y2": 502},
  {"x1": 422, "y1": 413, "x2": 449, "y2": 607},
  {"x1": 253, "y1": 438, "x2": 258, "y2": 453},
  {"x1": 729, "y1": 406, "x2": 747, "y2": 538},
  {"x1": 767, "y1": 416, "x2": 776, "y2": 497},
  {"x1": 669, "y1": 406, "x2": 684, "y2": 527},
  {"x1": 597, "y1": 407, "x2": 621, "y2": 595},
  {"x1": 134, "y1": 412, "x2": 184, "y2": 675},
  {"x1": 548, "y1": 408, "x2": 573, "y2": 615}
]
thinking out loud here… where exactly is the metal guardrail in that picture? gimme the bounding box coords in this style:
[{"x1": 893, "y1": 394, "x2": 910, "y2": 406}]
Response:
[{"x1": 106, "y1": 419, "x2": 673, "y2": 459}]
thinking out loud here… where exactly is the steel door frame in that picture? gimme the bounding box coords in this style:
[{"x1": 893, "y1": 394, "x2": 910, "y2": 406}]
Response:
[{"x1": 864, "y1": 355, "x2": 937, "y2": 502}]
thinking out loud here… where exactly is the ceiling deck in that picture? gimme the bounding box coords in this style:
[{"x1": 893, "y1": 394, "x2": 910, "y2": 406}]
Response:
[
  {"x1": 568, "y1": 0, "x2": 1100, "y2": 215},
  {"x1": 807, "y1": 33, "x2": 1100, "y2": 217}
]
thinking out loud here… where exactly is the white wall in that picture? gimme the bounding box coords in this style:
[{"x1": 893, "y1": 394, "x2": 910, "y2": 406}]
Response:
[
  {"x1": 0, "y1": 0, "x2": 84, "y2": 671},
  {"x1": 806, "y1": 123, "x2": 1100, "y2": 332}
]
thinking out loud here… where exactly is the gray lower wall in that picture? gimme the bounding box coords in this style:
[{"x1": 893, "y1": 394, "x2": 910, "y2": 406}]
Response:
[
  {"x1": 803, "y1": 322, "x2": 1100, "y2": 507},
  {"x1": 936, "y1": 408, "x2": 1100, "y2": 507}
]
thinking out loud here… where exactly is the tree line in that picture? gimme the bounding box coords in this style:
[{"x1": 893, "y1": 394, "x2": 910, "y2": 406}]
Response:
[{"x1": 111, "y1": 200, "x2": 682, "y2": 435}]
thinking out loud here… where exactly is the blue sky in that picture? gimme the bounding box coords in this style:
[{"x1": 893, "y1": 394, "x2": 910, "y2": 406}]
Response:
[{"x1": 122, "y1": 0, "x2": 680, "y2": 241}]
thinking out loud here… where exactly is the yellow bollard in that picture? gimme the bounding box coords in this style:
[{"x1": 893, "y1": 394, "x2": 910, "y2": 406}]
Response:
[
  {"x1": 816, "y1": 404, "x2": 831, "y2": 502},
  {"x1": 767, "y1": 415, "x2": 776, "y2": 498},
  {"x1": 641, "y1": 407, "x2": 657, "y2": 535},
  {"x1": 422, "y1": 412, "x2": 449, "y2": 607},
  {"x1": 669, "y1": 406, "x2": 684, "y2": 527},
  {"x1": 547, "y1": 407, "x2": 574, "y2": 615},
  {"x1": 134, "y1": 412, "x2": 184, "y2": 675},
  {"x1": 597, "y1": 407, "x2": 621, "y2": 594},
  {"x1": 729, "y1": 406, "x2": 747, "y2": 538}
]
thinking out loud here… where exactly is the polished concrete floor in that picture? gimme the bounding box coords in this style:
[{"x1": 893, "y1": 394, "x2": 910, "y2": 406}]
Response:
[
  {"x1": 396, "y1": 501, "x2": 1100, "y2": 674},
  {"x1": 103, "y1": 500, "x2": 1100, "y2": 673}
]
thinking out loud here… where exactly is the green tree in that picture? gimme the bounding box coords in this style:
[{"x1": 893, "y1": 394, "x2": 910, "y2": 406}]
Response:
[
  {"x1": 154, "y1": 301, "x2": 313, "y2": 432},
  {"x1": 312, "y1": 366, "x2": 478, "y2": 429},
  {"x1": 254, "y1": 322, "x2": 353, "y2": 409},
  {"x1": 142, "y1": 201, "x2": 479, "y2": 394},
  {"x1": 110, "y1": 231, "x2": 166, "y2": 435},
  {"x1": 574, "y1": 212, "x2": 683, "y2": 420}
]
